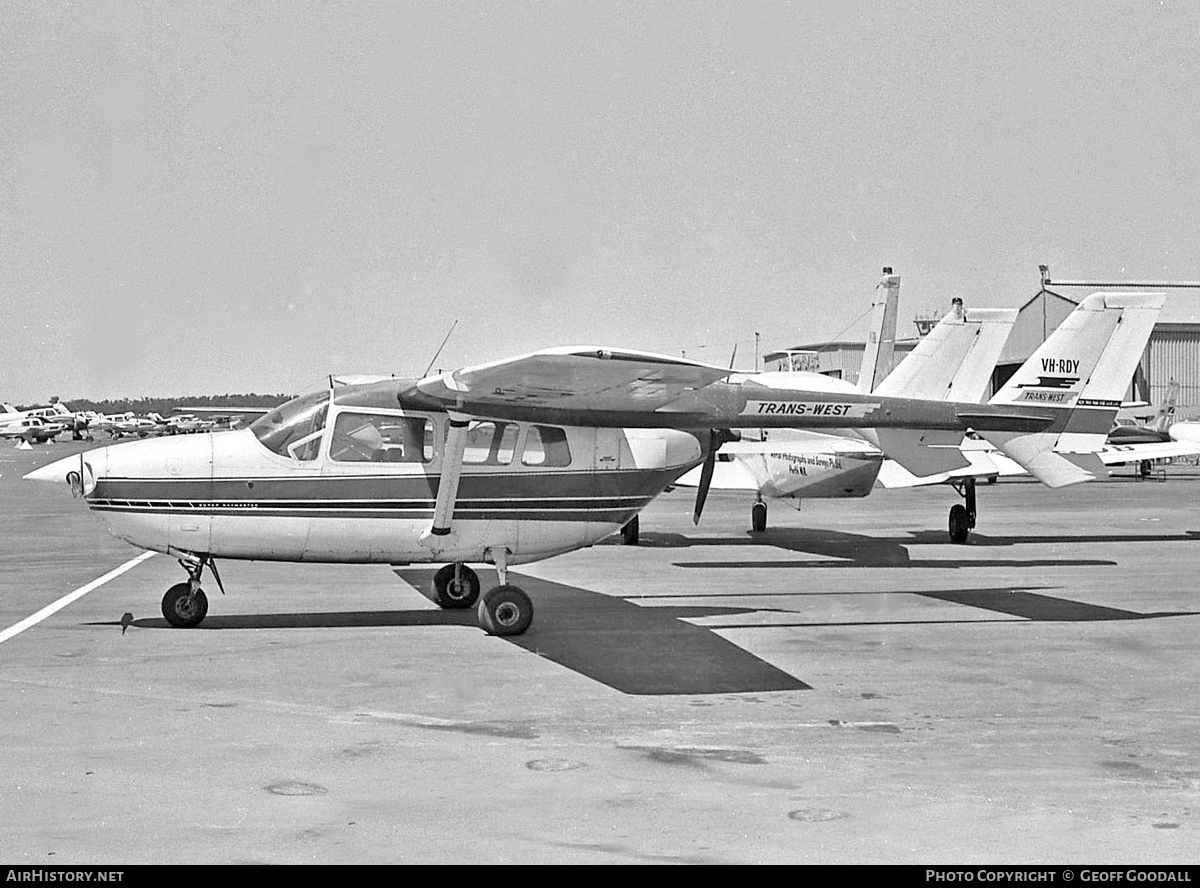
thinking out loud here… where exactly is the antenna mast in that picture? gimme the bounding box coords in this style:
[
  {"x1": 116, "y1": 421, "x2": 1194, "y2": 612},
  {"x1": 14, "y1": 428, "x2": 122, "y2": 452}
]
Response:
[{"x1": 423, "y1": 320, "x2": 459, "y2": 377}]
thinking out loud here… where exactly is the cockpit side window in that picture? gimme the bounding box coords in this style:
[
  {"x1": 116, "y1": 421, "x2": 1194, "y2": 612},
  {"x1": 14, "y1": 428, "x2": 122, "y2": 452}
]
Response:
[
  {"x1": 521, "y1": 425, "x2": 572, "y2": 467},
  {"x1": 249, "y1": 391, "x2": 330, "y2": 461},
  {"x1": 331, "y1": 412, "x2": 433, "y2": 463},
  {"x1": 458, "y1": 420, "x2": 518, "y2": 465}
]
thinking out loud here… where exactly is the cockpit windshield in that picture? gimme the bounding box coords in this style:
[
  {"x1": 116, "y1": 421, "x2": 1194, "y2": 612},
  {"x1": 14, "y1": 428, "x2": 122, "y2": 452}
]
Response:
[{"x1": 249, "y1": 390, "x2": 330, "y2": 461}]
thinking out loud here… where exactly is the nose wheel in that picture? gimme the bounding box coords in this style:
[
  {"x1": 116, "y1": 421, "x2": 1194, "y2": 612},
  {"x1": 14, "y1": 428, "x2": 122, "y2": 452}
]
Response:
[
  {"x1": 162, "y1": 554, "x2": 223, "y2": 628},
  {"x1": 162, "y1": 583, "x2": 208, "y2": 628}
]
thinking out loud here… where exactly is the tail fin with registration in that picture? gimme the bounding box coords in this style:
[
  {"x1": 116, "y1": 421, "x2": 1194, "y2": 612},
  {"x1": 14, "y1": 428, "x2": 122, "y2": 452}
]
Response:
[{"x1": 978, "y1": 293, "x2": 1164, "y2": 488}]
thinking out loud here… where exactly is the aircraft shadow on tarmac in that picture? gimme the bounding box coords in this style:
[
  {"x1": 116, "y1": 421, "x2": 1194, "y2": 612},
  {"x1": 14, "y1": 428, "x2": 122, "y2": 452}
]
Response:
[
  {"x1": 91, "y1": 565, "x2": 1200, "y2": 696},
  {"x1": 95, "y1": 572, "x2": 809, "y2": 696},
  {"x1": 628, "y1": 528, "x2": 1200, "y2": 570}
]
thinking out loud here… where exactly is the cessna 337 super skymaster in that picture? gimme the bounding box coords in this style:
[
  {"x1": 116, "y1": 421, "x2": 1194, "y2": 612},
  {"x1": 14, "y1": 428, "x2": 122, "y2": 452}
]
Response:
[{"x1": 25, "y1": 292, "x2": 1162, "y2": 637}]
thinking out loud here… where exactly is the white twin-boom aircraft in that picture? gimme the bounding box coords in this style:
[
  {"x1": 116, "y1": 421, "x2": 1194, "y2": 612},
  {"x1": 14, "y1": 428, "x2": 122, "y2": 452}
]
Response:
[{"x1": 26, "y1": 292, "x2": 1163, "y2": 637}]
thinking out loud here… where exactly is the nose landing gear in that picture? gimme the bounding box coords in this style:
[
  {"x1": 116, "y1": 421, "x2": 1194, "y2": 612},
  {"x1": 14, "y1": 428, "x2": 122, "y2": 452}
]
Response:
[{"x1": 162, "y1": 554, "x2": 223, "y2": 628}]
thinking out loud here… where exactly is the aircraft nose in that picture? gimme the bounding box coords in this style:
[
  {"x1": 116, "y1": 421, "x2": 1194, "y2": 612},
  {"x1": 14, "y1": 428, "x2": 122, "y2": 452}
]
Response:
[{"x1": 24, "y1": 450, "x2": 103, "y2": 496}]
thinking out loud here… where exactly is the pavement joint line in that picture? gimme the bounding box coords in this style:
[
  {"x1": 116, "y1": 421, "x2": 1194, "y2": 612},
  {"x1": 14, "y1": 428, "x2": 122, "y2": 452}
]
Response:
[{"x1": 0, "y1": 551, "x2": 156, "y2": 645}]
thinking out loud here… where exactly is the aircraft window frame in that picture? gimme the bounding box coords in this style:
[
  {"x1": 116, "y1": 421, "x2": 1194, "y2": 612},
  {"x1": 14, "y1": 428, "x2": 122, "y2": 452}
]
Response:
[
  {"x1": 520, "y1": 425, "x2": 572, "y2": 468},
  {"x1": 454, "y1": 420, "x2": 519, "y2": 466},
  {"x1": 249, "y1": 390, "x2": 330, "y2": 462},
  {"x1": 329, "y1": 410, "x2": 434, "y2": 464}
]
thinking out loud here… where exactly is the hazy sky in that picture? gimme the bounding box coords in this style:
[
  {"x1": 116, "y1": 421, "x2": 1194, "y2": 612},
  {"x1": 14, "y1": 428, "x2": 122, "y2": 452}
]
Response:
[{"x1": 5, "y1": 0, "x2": 1200, "y2": 403}]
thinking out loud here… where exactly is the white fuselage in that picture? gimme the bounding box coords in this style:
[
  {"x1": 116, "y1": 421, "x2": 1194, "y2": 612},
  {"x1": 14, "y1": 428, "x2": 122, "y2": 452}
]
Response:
[{"x1": 37, "y1": 417, "x2": 702, "y2": 568}]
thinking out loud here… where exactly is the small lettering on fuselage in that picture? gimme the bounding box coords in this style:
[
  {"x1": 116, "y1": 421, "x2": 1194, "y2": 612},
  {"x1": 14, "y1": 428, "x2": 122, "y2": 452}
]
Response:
[
  {"x1": 767, "y1": 452, "x2": 842, "y2": 475},
  {"x1": 742, "y1": 401, "x2": 878, "y2": 418}
]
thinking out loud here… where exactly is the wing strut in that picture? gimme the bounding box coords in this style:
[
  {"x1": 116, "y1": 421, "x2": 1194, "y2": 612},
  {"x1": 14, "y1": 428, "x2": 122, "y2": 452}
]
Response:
[{"x1": 421, "y1": 413, "x2": 470, "y2": 546}]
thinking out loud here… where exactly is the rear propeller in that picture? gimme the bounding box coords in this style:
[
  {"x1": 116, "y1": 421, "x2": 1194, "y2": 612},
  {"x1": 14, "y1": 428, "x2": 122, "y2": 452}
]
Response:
[{"x1": 693, "y1": 428, "x2": 739, "y2": 525}]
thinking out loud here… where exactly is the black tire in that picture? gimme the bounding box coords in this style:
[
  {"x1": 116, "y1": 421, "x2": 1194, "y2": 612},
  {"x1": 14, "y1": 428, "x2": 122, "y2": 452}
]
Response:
[
  {"x1": 949, "y1": 504, "x2": 970, "y2": 544},
  {"x1": 620, "y1": 515, "x2": 640, "y2": 546},
  {"x1": 432, "y1": 563, "x2": 481, "y2": 609},
  {"x1": 751, "y1": 501, "x2": 767, "y2": 533},
  {"x1": 162, "y1": 583, "x2": 208, "y2": 628},
  {"x1": 477, "y1": 585, "x2": 533, "y2": 636}
]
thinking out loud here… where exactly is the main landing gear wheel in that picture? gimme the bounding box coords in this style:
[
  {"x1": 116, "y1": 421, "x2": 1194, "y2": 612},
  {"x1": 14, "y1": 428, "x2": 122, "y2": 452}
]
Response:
[
  {"x1": 948, "y1": 504, "x2": 971, "y2": 544},
  {"x1": 620, "y1": 515, "x2": 639, "y2": 546},
  {"x1": 948, "y1": 477, "x2": 978, "y2": 544},
  {"x1": 477, "y1": 585, "x2": 533, "y2": 637},
  {"x1": 751, "y1": 500, "x2": 767, "y2": 533},
  {"x1": 162, "y1": 582, "x2": 209, "y2": 628},
  {"x1": 432, "y1": 563, "x2": 481, "y2": 609}
]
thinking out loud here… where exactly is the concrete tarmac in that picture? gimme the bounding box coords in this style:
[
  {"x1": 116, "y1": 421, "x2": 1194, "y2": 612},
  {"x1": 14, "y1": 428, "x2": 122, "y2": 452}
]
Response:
[{"x1": 3, "y1": 440, "x2": 1200, "y2": 864}]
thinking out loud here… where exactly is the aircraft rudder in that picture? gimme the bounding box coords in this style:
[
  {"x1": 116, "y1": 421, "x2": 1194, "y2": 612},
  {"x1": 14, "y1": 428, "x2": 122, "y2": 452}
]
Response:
[{"x1": 982, "y1": 293, "x2": 1164, "y2": 484}]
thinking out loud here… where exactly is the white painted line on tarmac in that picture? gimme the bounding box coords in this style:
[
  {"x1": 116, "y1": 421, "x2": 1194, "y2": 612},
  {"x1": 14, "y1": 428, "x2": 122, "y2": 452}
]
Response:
[{"x1": 0, "y1": 551, "x2": 156, "y2": 645}]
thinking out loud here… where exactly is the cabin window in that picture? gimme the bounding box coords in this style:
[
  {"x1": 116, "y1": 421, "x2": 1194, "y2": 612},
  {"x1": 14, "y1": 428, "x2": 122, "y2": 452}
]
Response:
[
  {"x1": 457, "y1": 420, "x2": 518, "y2": 465},
  {"x1": 331, "y1": 412, "x2": 433, "y2": 463},
  {"x1": 521, "y1": 425, "x2": 572, "y2": 467},
  {"x1": 250, "y1": 390, "x2": 330, "y2": 461}
]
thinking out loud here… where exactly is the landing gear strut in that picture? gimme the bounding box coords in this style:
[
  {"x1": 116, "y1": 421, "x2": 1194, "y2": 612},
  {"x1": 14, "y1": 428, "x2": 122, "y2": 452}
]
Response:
[
  {"x1": 476, "y1": 547, "x2": 533, "y2": 636},
  {"x1": 948, "y1": 478, "x2": 977, "y2": 544},
  {"x1": 619, "y1": 515, "x2": 639, "y2": 546},
  {"x1": 162, "y1": 554, "x2": 223, "y2": 628}
]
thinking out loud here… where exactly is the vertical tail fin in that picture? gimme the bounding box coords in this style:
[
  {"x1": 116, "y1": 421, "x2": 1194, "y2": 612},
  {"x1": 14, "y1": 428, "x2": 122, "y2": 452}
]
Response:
[
  {"x1": 1151, "y1": 380, "x2": 1179, "y2": 434},
  {"x1": 982, "y1": 292, "x2": 1165, "y2": 487},
  {"x1": 874, "y1": 303, "x2": 1017, "y2": 402},
  {"x1": 858, "y1": 269, "x2": 900, "y2": 394},
  {"x1": 869, "y1": 303, "x2": 1017, "y2": 475}
]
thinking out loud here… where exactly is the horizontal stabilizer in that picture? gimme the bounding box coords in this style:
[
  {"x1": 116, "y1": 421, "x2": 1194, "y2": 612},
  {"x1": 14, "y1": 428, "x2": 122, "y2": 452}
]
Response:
[
  {"x1": 982, "y1": 432, "x2": 1101, "y2": 488},
  {"x1": 876, "y1": 450, "x2": 1026, "y2": 487},
  {"x1": 874, "y1": 427, "x2": 969, "y2": 475}
]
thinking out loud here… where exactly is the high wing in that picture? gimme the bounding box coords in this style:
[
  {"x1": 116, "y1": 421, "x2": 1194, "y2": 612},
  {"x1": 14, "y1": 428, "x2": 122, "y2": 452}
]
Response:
[
  {"x1": 411, "y1": 345, "x2": 1051, "y2": 434},
  {"x1": 416, "y1": 346, "x2": 734, "y2": 414}
]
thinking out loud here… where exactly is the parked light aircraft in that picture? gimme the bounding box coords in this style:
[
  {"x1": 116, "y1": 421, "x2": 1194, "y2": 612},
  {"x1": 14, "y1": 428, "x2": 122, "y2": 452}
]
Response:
[
  {"x1": 145, "y1": 412, "x2": 217, "y2": 435},
  {"x1": 26, "y1": 292, "x2": 1161, "y2": 637},
  {"x1": 0, "y1": 416, "x2": 66, "y2": 445},
  {"x1": 1, "y1": 399, "x2": 92, "y2": 441},
  {"x1": 684, "y1": 302, "x2": 1021, "y2": 539},
  {"x1": 90, "y1": 412, "x2": 161, "y2": 439},
  {"x1": 687, "y1": 286, "x2": 1185, "y2": 541},
  {"x1": 677, "y1": 269, "x2": 1020, "y2": 536}
]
